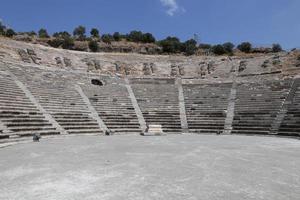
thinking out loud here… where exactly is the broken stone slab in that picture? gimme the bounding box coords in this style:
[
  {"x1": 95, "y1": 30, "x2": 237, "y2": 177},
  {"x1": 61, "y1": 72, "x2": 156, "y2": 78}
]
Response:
[{"x1": 141, "y1": 125, "x2": 166, "y2": 136}]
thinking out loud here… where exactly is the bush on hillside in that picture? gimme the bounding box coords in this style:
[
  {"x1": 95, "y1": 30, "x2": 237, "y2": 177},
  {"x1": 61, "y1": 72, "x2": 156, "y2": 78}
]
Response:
[
  {"x1": 48, "y1": 38, "x2": 63, "y2": 48},
  {"x1": 38, "y1": 28, "x2": 50, "y2": 38},
  {"x1": 272, "y1": 43, "x2": 282, "y2": 53},
  {"x1": 159, "y1": 37, "x2": 182, "y2": 53},
  {"x1": 73, "y1": 25, "x2": 86, "y2": 40},
  {"x1": 88, "y1": 40, "x2": 99, "y2": 52},
  {"x1": 5, "y1": 29, "x2": 16, "y2": 37},
  {"x1": 182, "y1": 39, "x2": 197, "y2": 56},
  {"x1": 113, "y1": 32, "x2": 121, "y2": 41},
  {"x1": 141, "y1": 33, "x2": 156, "y2": 43},
  {"x1": 53, "y1": 31, "x2": 71, "y2": 38},
  {"x1": 211, "y1": 45, "x2": 227, "y2": 55},
  {"x1": 237, "y1": 42, "x2": 252, "y2": 53},
  {"x1": 199, "y1": 43, "x2": 212, "y2": 49},
  {"x1": 223, "y1": 42, "x2": 235, "y2": 53},
  {"x1": 62, "y1": 37, "x2": 75, "y2": 49},
  {"x1": 127, "y1": 31, "x2": 143, "y2": 42},
  {"x1": 101, "y1": 34, "x2": 114, "y2": 44},
  {"x1": 90, "y1": 28, "x2": 100, "y2": 38}
]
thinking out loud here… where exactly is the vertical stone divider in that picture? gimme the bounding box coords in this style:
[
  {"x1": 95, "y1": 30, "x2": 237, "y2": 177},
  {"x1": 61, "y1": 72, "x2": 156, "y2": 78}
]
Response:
[
  {"x1": 270, "y1": 78, "x2": 298, "y2": 134},
  {"x1": 74, "y1": 84, "x2": 108, "y2": 133},
  {"x1": 7, "y1": 71, "x2": 68, "y2": 135},
  {"x1": 223, "y1": 81, "x2": 237, "y2": 134},
  {"x1": 224, "y1": 59, "x2": 238, "y2": 134},
  {"x1": 124, "y1": 78, "x2": 147, "y2": 132},
  {"x1": 176, "y1": 78, "x2": 189, "y2": 133}
]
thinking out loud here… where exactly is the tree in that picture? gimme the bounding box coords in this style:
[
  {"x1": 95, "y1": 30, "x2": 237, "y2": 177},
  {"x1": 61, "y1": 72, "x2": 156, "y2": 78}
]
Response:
[
  {"x1": 88, "y1": 40, "x2": 99, "y2": 52},
  {"x1": 182, "y1": 39, "x2": 197, "y2": 55},
  {"x1": 53, "y1": 31, "x2": 71, "y2": 38},
  {"x1": 223, "y1": 42, "x2": 235, "y2": 53},
  {"x1": 199, "y1": 43, "x2": 212, "y2": 49},
  {"x1": 0, "y1": 22, "x2": 6, "y2": 35},
  {"x1": 237, "y1": 42, "x2": 252, "y2": 53},
  {"x1": 28, "y1": 31, "x2": 37, "y2": 36},
  {"x1": 90, "y1": 28, "x2": 100, "y2": 38},
  {"x1": 5, "y1": 29, "x2": 16, "y2": 37},
  {"x1": 272, "y1": 43, "x2": 282, "y2": 53},
  {"x1": 73, "y1": 25, "x2": 86, "y2": 40},
  {"x1": 128, "y1": 31, "x2": 143, "y2": 42},
  {"x1": 159, "y1": 37, "x2": 182, "y2": 53},
  {"x1": 113, "y1": 32, "x2": 121, "y2": 41},
  {"x1": 211, "y1": 45, "x2": 227, "y2": 55},
  {"x1": 38, "y1": 28, "x2": 49, "y2": 38},
  {"x1": 101, "y1": 34, "x2": 114, "y2": 44},
  {"x1": 141, "y1": 33, "x2": 156, "y2": 43}
]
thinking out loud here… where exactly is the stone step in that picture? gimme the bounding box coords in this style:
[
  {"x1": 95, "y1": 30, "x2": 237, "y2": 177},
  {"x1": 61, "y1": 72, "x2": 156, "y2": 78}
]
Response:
[
  {"x1": 277, "y1": 132, "x2": 300, "y2": 137},
  {"x1": 16, "y1": 130, "x2": 61, "y2": 137},
  {"x1": 6, "y1": 122, "x2": 52, "y2": 127},
  {"x1": 63, "y1": 125, "x2": 101, "y2": 130},
  {"x1": 9, "y1": 126, "x2": 56, "y2": 132},
  {"x1": 231, "y1": 130, "x2": 270, "y2": 135},
  {"x1": 2, "y1": 119, "x2": 49, "y2": 123},
  {"x1": 189, "y1": 129, "x2": 222, "y2": 133},
  {"x1": 67, "y1": 129, "x2": 103, "y2": 134}
]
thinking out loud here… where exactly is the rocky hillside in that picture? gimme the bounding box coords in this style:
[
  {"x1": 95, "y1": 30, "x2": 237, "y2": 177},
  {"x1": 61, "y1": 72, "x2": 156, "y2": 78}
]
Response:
[{"x1": 1, "y1": 37, "x2": 300, "y2": 81}]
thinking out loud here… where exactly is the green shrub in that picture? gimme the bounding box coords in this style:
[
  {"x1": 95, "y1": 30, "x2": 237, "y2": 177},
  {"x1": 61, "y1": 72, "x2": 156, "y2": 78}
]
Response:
[
  {"x1": 128, "y1": 31, "x2": 143, "y2": 42},
  {"x1": 101, "y1": 34, "x2": 114, "y2": 44},
  {"x1": 272, "y1": 43, "x2": 282, "y2": 53},
  {"x1": 159, "y1": 37, "x2": 182, "y2": 53},
  {"x1": 223, "y1": 42, "x2": 235, "y2": 53},
  {"x1": 199, "y1": 43, "x2": 212, "y2": 49},
  {"x1": 5, "y1": 29, "x2": 16, "y2": 37},
  {"x1": 73, "y1": 25, "x2": 86, "y2": 40},
  {"x1": 182, "y1": 39, "x2": 197, "y2": 55},
  {"x1": 237, "y1": 42, "x2": 252, "y2": 53},
  {"x1": 90, "y1": 28, "x2": 100, "y2": 38},
  {"x1": 88, "y1": 40, "x2": 99, "y2": 52},
  {"x1": 113, "y1": 32, "x2": 121, "y2": 41},
  {"x1": 53, "y1": 31, "x2": 71, "y2": 38},
  {"x1": 38, "y1": 28, "x2": 49, "y2": 38},
  {"x1": 211, "y1": 45, "x2": 227, "y2": 55},
  {"x1": 47, "y1": 38, "x2": 63, "y2": 48},
  {"x1": 141, "y1": 33, "x2": 156, "y2": 43}
]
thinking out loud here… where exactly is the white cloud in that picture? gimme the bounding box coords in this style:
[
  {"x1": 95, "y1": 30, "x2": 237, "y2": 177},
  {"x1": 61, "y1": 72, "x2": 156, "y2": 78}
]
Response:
[{"x1": 160, "y1": 0, "x2": 183, "y2": 16}]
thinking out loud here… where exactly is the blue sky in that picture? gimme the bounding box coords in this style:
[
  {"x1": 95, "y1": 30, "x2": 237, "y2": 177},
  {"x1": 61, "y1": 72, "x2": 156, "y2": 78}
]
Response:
[{"x1": 1, "y1": 0, "x2": 299, "y2": 49}]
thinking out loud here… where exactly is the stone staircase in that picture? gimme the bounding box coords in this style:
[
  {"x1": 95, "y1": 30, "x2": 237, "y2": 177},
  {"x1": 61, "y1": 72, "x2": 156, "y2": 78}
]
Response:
[
  {"x1": 232, "y1": 80, "x2": 291, "y2": 135},
  {"x1": 130, "y1": 78, "x2": 182, "y2": 133},
  {"x1": 183, "y1": 83, "x2": 232, "y2": 134},
  {"x1": 278, "y1": 78, "x2": 300, "y2": 136},
  {"x1": 81, "y1": 77, "x2": 142, "y2": 134}
]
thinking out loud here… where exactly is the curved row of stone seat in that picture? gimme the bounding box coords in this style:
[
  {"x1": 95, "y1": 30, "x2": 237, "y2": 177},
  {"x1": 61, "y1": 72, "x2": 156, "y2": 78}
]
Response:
[
  {"x1": 80, "y1": 76, "x2": 142, "y2": 134},
  {"x1": 232, "y1": 80, "x2": 292, "y2": 135},
  {"x1": 1, "y1": 62, "x2": 299, "y2": 141},
  {"x1": 278, "y1": 78, "x2": 300, "y2": 136},
  {"x1": 130, "y1": 78, "x2": 182, "y2": 133},
  {"x1": 183, "y1": 83, "x2": 232, "y2": 134},
  {"x1": 0, "y1": 68, "x2": 59, "y2": 140},
  {"x1": 7, "y1": 66, "x2": 103, "y2": 135}
]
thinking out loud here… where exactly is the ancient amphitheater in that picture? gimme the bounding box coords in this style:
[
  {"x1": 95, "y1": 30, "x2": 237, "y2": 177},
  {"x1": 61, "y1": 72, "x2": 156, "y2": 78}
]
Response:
[{"x1": 1, "y1": 37, "x2": 300, "y2": 199}]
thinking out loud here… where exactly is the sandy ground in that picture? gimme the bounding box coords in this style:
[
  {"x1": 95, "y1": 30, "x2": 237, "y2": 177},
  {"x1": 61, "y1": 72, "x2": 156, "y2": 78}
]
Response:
[{"x1": 0, "y1": 135, "x2": 300, "y2": 200}]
